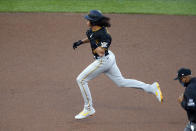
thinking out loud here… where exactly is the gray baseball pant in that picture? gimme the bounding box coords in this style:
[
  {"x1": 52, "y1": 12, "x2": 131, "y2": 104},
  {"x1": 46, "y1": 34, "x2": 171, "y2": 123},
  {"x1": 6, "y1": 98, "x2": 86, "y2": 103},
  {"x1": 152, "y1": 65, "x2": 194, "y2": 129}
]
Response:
[{"x1": 76, "y1": 50, "x2": 154, "y2": 110}]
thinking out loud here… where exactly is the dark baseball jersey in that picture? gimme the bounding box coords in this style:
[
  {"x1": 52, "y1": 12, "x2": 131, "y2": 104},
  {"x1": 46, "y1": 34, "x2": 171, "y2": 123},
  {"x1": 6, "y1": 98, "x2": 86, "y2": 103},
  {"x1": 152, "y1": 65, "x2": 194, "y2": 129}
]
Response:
[
  {"x1": 86, "y1": 27, "x2": 112, "y2": 59},
  {"x1": 181, "y1": 77, "x2": 196, "y2": 122}
]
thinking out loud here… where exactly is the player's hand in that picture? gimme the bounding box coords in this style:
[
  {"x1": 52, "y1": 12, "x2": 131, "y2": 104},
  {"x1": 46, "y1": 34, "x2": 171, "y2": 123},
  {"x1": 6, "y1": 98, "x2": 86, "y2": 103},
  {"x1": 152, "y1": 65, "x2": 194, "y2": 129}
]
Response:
[
  {"x1": 178, "y1": 94, "x2": 183, "y2": 103},
  {"x1": 95, "y1": 47, "x2": 105, "y2": 57},
  {"x1": 73, "y1": 40, "x2": 83, "y2": 50}
]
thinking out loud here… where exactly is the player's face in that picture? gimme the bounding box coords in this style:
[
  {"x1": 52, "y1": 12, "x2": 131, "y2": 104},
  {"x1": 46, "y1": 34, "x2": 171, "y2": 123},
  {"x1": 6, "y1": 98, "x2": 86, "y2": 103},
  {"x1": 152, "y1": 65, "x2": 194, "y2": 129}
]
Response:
[
  {"x1": 181, "y1": 77, "x2": 186, "y2": 83},
  {"x1": 179, "y1": 77, "x2": 186, "y2": 87},
  {"x1": 86, "y1": 20, "x2": 91, "y2": 27},
  {"x1": 180, "y1": 76, "x2": 190, "y2": 85}
]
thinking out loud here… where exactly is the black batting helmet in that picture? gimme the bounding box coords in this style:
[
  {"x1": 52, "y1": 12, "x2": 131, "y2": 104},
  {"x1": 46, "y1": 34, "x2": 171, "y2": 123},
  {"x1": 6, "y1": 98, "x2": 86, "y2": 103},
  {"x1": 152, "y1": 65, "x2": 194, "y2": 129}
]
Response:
[{"x1": 84, "y1": 10, "x2": 104, "y2": 22}]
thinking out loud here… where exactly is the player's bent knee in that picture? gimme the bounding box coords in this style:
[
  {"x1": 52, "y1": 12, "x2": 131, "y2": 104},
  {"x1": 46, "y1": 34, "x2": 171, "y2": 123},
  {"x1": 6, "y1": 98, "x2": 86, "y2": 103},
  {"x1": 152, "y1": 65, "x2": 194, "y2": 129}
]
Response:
[
  {"x1": 76, "y1": 76, "x2": 82, "y2": 83},
  {"x1": 76, "y1": 76, "x2": 87, "y2": 85}
]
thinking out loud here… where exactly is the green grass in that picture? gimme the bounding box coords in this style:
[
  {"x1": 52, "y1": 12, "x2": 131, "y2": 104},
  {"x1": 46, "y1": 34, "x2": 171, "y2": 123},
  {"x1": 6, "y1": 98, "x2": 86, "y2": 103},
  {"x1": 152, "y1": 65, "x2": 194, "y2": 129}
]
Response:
[{"x1": 0, "y1": 0, "x2": 196, "y2": 15}]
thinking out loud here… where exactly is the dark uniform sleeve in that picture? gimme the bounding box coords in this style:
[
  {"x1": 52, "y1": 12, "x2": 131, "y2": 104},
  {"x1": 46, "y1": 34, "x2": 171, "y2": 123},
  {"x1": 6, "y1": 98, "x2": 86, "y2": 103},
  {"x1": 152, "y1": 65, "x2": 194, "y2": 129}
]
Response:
[
  {"x1": 86, "y1": 28, "x2": 112, "y2": 57},
  {"x1": 96, "y1": 32, "x2": 111, "y2": 50},
  {"x1": 86, "y1": 29, "x2": 99, "y2": 50},
  {"x1": 181, "y1": 88, "x2": 196, "y2": 111}
]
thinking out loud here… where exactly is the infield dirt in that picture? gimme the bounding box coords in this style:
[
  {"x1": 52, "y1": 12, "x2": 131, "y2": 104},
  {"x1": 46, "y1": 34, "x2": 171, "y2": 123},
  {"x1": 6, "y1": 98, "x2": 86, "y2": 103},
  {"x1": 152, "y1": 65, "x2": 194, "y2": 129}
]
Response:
[{"x1": 0, "y1": 13, "x2": 196, "y2": 131}]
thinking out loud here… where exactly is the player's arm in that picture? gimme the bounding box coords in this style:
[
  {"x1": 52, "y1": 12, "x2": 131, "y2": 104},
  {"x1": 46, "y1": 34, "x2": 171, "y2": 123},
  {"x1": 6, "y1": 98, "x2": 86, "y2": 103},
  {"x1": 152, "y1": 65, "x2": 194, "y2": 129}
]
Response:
[
  {"x1": 94, "y1": 47, "x2": 105, "y2": 57},
  {"x1": 73, "y1": 38, "x2": 89, "y2": 50},
  {"x1": 81, "y1": 38, "x2": 90, "y2": 44},
  {"x1": 94, "y1": 34, "x2": 111, "y2": 57},
  {"x1": 94, "y1": 39, "x2": 111, "y2": 57}
]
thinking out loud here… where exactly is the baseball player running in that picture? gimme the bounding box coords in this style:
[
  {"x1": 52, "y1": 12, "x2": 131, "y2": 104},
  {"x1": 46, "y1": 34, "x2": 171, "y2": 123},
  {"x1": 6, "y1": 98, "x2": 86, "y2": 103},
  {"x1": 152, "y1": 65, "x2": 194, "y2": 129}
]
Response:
[{"x1": 73, "y1": 10, "x2": 163, "y2": 120}]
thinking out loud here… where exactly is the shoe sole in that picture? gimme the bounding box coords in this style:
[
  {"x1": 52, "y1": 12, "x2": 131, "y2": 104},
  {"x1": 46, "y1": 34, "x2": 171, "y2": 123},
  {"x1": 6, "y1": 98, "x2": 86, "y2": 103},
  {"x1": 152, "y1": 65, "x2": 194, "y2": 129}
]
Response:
[
  {"x1": 155, "y1": 82, "x2": 163, "y2": 103},
  {"x1": 75, "y1": 111, "x2": 95, "y2": 120}
]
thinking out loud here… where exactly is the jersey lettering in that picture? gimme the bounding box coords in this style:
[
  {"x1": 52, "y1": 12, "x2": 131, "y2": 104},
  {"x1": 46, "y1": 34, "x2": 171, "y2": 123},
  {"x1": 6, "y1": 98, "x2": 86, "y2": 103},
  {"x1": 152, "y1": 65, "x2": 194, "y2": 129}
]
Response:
[{"x1": 188, "y1": 99, "x2": 195, "y2": 107}]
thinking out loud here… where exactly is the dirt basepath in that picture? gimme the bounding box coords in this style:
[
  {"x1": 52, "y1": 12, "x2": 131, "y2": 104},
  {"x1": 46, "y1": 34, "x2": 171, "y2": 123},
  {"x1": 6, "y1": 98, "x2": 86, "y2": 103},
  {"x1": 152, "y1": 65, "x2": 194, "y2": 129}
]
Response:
[{"x1": 0, "y1": 13, "x2": 196, "y2": 131}]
